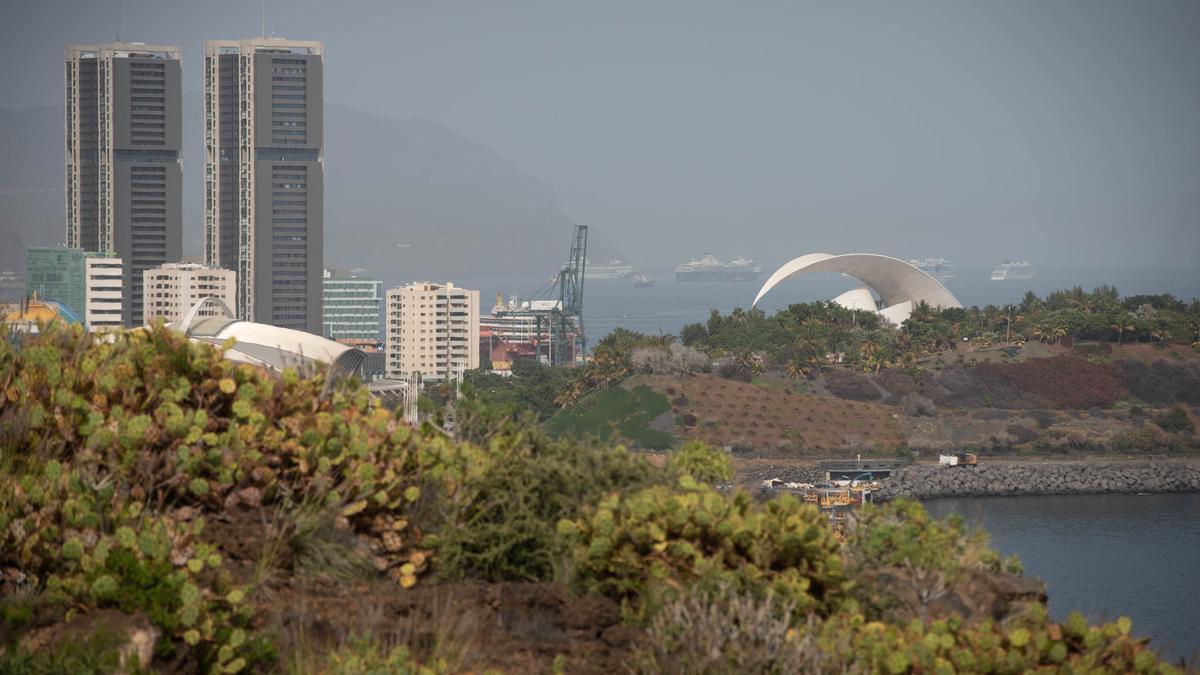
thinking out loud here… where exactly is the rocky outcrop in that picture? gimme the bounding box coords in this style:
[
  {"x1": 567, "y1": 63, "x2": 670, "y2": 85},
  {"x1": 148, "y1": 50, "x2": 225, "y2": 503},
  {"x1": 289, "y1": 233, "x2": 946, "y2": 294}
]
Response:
[
  {"x1": 876, "y1": 460, "x2": 1200, "y2": 501},
  {"x1": 860, "y1": 567, "x2": 1048, "y2": 625}
]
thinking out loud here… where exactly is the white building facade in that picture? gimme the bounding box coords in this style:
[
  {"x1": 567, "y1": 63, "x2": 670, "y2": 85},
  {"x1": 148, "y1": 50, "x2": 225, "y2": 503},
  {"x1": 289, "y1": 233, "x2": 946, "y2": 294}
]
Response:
[
  {"x1": 85, "y1": 255, "x2": 125, "y2": 331},
  {"x1": 142, "y1": 263, "x2": 236, "y2": 326},
  {"x1": 385, "y1": 282, "x2": 479, "y2": 381},
  {"x1": 322, "y1": 269, "x2": 382, "y2": 344}
]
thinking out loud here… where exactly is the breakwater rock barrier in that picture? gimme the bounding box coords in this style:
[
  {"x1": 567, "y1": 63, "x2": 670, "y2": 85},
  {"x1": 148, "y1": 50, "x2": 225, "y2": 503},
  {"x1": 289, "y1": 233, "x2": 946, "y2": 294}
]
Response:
[{"x1": 875, "y1": 460, "x2": 1200, "y2": 501}]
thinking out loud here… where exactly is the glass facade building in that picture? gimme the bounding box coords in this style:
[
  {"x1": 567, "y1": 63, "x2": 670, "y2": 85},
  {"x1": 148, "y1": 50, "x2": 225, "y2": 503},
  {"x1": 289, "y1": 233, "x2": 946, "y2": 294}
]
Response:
[
  {"x1": 25, "y1": 247, "x2": 87, "y2": 316},
  {"x1": 322, "y1": 269, "x2": 382, "y2": 343}
]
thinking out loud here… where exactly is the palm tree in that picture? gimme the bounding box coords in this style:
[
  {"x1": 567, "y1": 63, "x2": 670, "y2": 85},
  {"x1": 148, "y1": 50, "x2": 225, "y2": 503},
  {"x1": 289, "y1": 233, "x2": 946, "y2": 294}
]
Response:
[
  {"x1": 909, "y1": 300, "x2": 936, "y2": 324},
  {"x1": 785, "y1": 359, "x2": 808, "y2": 380},
  {"x1": 1110, "y1": 315, "x2": 1136, "y2": 344},
  {"x1": 1020, "y1": 290, "x2": 1041, "y2": 313},
  {"x1": 858, "y1": 334, "x2": 880, "y2": 373}
]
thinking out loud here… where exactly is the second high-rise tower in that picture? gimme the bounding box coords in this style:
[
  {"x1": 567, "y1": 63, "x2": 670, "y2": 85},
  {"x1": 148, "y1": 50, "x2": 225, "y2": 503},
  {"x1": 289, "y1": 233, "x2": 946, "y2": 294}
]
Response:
[{"x1": 203, "y1": 38, "x2": 323, "y2": 333}]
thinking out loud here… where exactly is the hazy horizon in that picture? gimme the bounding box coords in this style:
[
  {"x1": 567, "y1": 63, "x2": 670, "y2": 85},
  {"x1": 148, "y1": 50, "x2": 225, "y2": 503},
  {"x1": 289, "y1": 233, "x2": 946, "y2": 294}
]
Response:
[{"x1": 2, "y1": 0, "x2": 1199, "y2": 273}]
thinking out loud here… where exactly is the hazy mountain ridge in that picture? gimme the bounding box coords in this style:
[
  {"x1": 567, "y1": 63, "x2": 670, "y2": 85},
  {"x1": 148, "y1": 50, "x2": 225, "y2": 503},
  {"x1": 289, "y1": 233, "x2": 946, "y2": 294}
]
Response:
[{"x1": 0, "y1": 99, "x2": 613, "y2": 281}]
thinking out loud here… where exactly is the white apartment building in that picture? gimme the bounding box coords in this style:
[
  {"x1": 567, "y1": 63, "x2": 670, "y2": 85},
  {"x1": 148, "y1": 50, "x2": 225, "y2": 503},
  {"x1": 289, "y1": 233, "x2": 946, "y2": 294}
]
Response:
[
  {"x1": 386, "y1": 282, "x2": 479, "y2": 381},
  {"x1": 85, "y1": 255, "x2": 124, "y2": 331},
  {"x1": 142, "y1": 263, "x2": 236, "y2": 326}
]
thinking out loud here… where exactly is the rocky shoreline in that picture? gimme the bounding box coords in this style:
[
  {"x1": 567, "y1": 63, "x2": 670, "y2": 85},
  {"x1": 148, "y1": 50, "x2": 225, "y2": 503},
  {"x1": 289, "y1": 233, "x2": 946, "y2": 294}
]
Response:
[{"x1": 875, "y1": 460, "x2": 1200, "y2": 501}]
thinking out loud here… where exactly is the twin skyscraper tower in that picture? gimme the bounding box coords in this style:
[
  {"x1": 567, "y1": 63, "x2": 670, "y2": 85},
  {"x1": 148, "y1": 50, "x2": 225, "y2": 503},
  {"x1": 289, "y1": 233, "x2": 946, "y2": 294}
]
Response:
[{"x1": 64, "y1": 38, "x2": 324, "y2": 333}]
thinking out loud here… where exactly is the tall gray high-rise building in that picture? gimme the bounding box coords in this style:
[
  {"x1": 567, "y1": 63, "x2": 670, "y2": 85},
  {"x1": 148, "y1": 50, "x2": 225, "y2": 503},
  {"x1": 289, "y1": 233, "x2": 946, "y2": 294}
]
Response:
[
  {"x1": 65, "y1": 43, "x2": 183, "y2": 326},
  {"x1": 203, "y1": 38, "x2": 324, "y2": 334}
]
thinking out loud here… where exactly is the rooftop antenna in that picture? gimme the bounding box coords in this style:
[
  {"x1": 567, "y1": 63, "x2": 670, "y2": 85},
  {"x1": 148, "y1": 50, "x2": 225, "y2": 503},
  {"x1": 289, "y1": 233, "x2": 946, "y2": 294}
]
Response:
[
  {"x1": 116, "y1": 0, "x2": 125, "y2": 42},
  {"x1": 261, "y1": 0, "x2": 266, "y2": 38}
]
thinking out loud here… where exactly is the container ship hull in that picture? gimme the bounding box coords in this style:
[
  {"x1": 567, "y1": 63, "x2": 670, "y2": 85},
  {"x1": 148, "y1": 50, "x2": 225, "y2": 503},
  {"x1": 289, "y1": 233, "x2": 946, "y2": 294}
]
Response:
[{"x1": 674, "y1": 269, "x2": 761, "y2": 282}]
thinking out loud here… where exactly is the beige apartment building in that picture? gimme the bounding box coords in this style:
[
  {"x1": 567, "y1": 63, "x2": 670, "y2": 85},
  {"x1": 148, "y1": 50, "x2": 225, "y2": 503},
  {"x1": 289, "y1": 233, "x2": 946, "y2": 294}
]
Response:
[
  {"x1": 385, "y1": 282, "x2": 479, "y2": 381},
  {"x1": 142, "y1": 262, "x2": 236, "y2": 326}
]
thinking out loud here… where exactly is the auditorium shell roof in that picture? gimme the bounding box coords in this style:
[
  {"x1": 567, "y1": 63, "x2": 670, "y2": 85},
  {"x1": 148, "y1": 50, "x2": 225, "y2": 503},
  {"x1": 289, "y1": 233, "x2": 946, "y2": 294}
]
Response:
[
  {"x1": 751, "y1": 253, "x2": 961, "y2": 324},
  {"x1": 172, "y1": 298, "x2": 364, "y2": 390}
]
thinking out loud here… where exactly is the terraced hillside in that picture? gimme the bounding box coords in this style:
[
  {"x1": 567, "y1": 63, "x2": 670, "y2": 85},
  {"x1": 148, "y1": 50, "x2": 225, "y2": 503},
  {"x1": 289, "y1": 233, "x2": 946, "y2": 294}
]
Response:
[
  {"x1": 541, "y1": 338, "x2": 1200, "y2": 457},
  {"x1": 634, "y1": 374, "x2": 905, "y2": 455}
]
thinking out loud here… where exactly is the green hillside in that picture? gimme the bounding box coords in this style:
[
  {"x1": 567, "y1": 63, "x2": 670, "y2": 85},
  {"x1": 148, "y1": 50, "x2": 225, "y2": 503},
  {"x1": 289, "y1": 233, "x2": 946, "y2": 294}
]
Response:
[{"x1": 544, "y1": 384, "x2": 675, "y2": 449}]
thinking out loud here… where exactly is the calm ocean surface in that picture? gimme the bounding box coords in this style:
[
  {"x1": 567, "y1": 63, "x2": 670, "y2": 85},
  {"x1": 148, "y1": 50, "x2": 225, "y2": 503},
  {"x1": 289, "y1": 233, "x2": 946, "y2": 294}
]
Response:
[{"x1": 924, "y1": 493, "x2": 1200, "y2": 663}]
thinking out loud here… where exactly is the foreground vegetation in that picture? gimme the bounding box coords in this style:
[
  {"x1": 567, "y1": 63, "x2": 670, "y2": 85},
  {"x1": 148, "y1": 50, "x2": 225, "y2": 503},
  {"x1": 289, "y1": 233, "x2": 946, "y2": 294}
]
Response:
[{"x1": 0, "y1": 323, "x2": 1185, "y2": 672}]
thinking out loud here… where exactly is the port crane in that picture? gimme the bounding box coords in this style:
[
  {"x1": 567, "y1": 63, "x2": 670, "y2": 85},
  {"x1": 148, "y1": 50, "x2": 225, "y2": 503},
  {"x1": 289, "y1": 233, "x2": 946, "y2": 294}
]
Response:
[
  {"x1": 534, "y1": 225, "x2": 587, "y2": 366},
  {"x1": 485, "y1": 225, "x2": 588, "y2": 367}
]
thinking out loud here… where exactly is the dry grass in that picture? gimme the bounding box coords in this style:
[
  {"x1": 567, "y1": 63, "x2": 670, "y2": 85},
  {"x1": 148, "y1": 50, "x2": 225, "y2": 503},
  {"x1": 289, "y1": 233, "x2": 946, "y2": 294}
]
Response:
[
  {"x1": 277, "y1": 590, "x2": 481, "y2": 675},
  {"x1": 628, "y1": 583, "x2": 823, "y2": 674}
]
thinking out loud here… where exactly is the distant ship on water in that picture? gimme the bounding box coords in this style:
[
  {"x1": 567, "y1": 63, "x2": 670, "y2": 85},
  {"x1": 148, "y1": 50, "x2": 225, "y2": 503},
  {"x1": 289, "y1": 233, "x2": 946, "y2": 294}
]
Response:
[
  {"x1": 908, "y1": 257, "x2": 955, "y2": 282},
  {"x1": 674, "y1": 254, "x2": 762, "y2": 282},
  {"x1": 633, "y1": 273, "x2": 655, "y2": 288},
  {"x1": 585, "y1": 259, "x2": 634, "y2": 279},
  {"x1": 991, "y1": 260, "x2": 1037, "y2": 281}
]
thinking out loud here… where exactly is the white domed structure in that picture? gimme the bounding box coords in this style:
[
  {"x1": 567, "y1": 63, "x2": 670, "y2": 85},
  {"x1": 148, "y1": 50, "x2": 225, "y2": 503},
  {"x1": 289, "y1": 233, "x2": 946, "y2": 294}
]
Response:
[
  {"x1": 752, "y1": 253, "x2": 961, "y2": 324},
  {"x1": 171, "y1": 297, "x2": 365, "y2": 391}
]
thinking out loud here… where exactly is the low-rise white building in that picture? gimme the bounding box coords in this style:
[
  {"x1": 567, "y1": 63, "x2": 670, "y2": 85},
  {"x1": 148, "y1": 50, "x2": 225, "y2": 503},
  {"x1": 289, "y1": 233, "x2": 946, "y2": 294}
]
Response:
[
  {"x1": 85, "y1": 255, "x2": 124, "y2": 331},
  {"x1": 142, "y1": 263, "x2": 236, "y2": 326},
  {"x1": 386, "y1": 281, "x2": 479, "y2": 381}
]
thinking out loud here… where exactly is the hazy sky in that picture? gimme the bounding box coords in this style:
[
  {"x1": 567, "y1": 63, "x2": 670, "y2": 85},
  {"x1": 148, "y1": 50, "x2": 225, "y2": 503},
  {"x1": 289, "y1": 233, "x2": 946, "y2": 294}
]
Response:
[{"x1": 3, "y1": 0, "x2": 1199, "y2": 270}]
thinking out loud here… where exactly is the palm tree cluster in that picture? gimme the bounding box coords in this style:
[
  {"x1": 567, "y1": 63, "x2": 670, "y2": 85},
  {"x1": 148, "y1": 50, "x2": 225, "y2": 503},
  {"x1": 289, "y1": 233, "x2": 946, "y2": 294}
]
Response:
[{"x1": 682, "y1": 287, "x2": 1200, "y2": 375}]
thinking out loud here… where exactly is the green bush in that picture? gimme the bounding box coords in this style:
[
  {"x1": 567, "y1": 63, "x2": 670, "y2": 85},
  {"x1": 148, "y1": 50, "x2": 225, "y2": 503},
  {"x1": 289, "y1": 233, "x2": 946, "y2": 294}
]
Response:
[
  {"x1": 1154, "y1": 406, "x2": 1194, "y2": 434},
  {"x1": 666, "y1": 440, "x2": 733, "y2": 484},
  {"x1": 431, "y1": 426, "x2": 660, "y2": 582},
  {"x1": 560, "y1": 479, "x2": 845, "y2": 620},
  {"x1": 815, "y1": 608, "x2": 1177, "y2": 674},
  {"x1": 843, "y1": 500, "x2": 1013, "y2": 622}
]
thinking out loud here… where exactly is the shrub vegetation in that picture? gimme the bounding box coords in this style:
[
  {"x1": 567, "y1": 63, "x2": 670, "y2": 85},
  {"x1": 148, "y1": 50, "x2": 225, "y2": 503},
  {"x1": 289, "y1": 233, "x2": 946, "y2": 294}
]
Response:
[{"x1": 0, "y1": 322, "x2": 1182, "y2": 672}]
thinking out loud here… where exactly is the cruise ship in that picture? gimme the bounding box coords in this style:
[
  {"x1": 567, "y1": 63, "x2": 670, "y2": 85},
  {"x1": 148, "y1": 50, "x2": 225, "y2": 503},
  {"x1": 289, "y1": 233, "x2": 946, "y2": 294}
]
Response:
[
  {"x1": 674, "y1": 254, "x2": 762, "y2": 282},
  {"x1": 584, "y1": 258, "x2": 634, "y2": 279},
  {"x1": 908, "y1": 257, "x2": 955, "y2": 282},
  {"x1": 991, "y1": 260, "x2": 1037, "y2": 281}
]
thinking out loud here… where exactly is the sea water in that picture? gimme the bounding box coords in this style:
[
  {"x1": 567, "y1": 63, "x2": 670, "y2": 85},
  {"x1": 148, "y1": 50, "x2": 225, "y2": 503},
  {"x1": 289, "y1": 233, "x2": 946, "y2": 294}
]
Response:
[{"x1": 925, "y1": 493, "x2": 1200, "y2": 663}]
